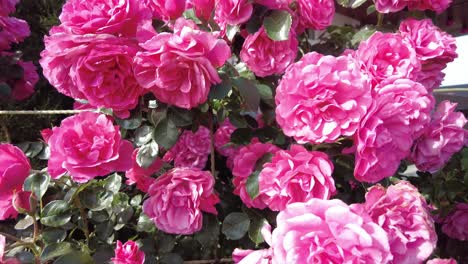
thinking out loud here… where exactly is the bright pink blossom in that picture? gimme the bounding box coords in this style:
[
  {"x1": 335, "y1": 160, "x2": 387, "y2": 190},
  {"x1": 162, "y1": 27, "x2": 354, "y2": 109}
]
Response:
[
  {"x1": 40, "y1": 28, "x2": 144, "y2": 118},
  {"x1": 408, "y1": 0, "x2": 452, "y2": 14},
  {"x1": 0, "y1": 0, "x2": 18, "y2": 16},
  {"x1": 142, "y1": 168, "x2": 219, "y2": 234},
  {"x1": 10, "y1": 60, "x2": 38, "y2": 101},
  {"x1": 240, "y1": 26, "x2": 298, "y2": 77},
  {"x1": 214, "y1": 119, "x2": 239, "y2": 159},
  {"x1": 163, "y1": 126, "x2": 210, "y2": 169},
  {"x1": 232, "y1": 139, "x2": 280, "y2": 209},
  {"x1": 356, "y1": 181, "x2": 437, "y2": 263},
  {"x1": 271, "y1": 199, "x2": 393, "y2": 263},
  {"x1": 353, "y1": 78, "x2": 433, "y2": 183},
  {"x1": 144, "y1": 0, "x2": 187, "y2": 21},
  {"x1": 296, "y1": 0, "x2": 335, "y2": 30},
  {"x1": 441, "y1": 203, "x2": 468, "y2": 241},
  {"x1": 259, "y1": 145, "x2": 336, "y2": 211},
  {"x1": 112, "y1": 240, "x2": 145, "y2": 264},
  {"x1": 233, "y1": 220, "x2": 273, "y2": 264},
  {"x1": 275, "y1": 52, "x2": 372, "y2": 144},
  {"x1": 125, "y1": 149, "x2": 163, "y2": 192},
  {"x1": 214, "y1": 0, "x2": 253, "y2": 26},
  {"x1": 355, "y1": 32, "x2": 420, "y2": 86},
  {"x1": 0, "y1": 144, "x2": 31, "y2": 220},
  {"x1": 134, "y1": 18, "x2": 231, "y2": 109},
  {"x1": 0, "y1": 16, "x2": 30, "y2": 51},
  {"x1": 374, "y1": 0, "x2": 407, "y2": 13},
  {"x1": 59, "y1": 0, "x2": 152, "y2": 37},
  {"x1": 427, "y1": 258, "x2": 458, "y2": 264},
  {"x1": 47, "y1": 112, "x2": 133, "y2": 183},
  {"x1": 189, "y1": 0, "x2": 215, "y2": 21},
  {"x1": 410, "y1": 101, "x2": 467, "y2": 172}
]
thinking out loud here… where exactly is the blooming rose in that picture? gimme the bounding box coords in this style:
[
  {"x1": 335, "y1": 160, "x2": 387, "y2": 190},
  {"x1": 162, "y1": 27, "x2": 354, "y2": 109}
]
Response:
[
  {"x1": 271, "y1": 199, "x2": 393, "y2": 263},
  {"x1": 296, "y1": 0, "x2": 335, "y2": 30},
  {"x1": 427, "y1": 258, "x2": 458, "y2": 264},
  {"x1": 233, "y1": 221, "x2": 273, "y2": 264},
  {"x1": 144, "y1": 0, "x2": 187, "y2": 21},
  {"x1": 355, "y1": 32, "x2": 420, "y2": 86},
  {"x1": 408, "y1": 0, "x2": 452, "y2": 14},
  {"x1": 0, "y1": 0, "x2": 18, "y2": 16},
  {"x1": 240, "y1": 26, "x2": 298, "y2": 77},
  {"x1": 259, "y1": 145, "x2": 336, "y2": 211},
  {"x1": 47, "y1": 112, "x2": 133, "y2": 183},
  {"x1": 163, "y1": 126, "x2": 210, "y2": 169},
  {"x1": 232, "y1": 139, "x2": 280, "y2": 209},
  {"x1": 125, "y1": 149, "x2": 163, "y2": 192},
  {"x1": 214, "y1": 0, "x2": 253, "y2": 26},
  {"x1": 10, "y1": 60, "x2": 38, "y2": 101},
  {"x1": 410, "y1": 101, "x2": 467, "y2": 172},
  {"x1": 353, "y1": 78, "x2": 433, "y2": 183},
  {"x1": 40, "y1": 28, "x2": 144, "y2": 118},
  {"x1": 0, "y1": 16, "x2": 30, "y2": 51},
  {"x1": 142, "y1": 168, "x2": 220, "y2": 234},
  {"x1": 355, "y1": 181, "x2": 437, "y2": 263},
  {"x1": 134, "y1": 18, "x2": 231, "y2": 109},
  {"x1": 441, "y1": 203, "x2": 468, "y2": 241},
  {"x1": 188, "y1": 0, "x2": 214, "y2": 21},
  {"x1": 59, "y1": 0, "x2": 152, "y2": 37},
  {"x1": 374, "y1": 0, "x2": 407, "y2": 13},
  {"x1": 0, "y1": 144, "x2": 31, "y2": 220},
  {"x1": 112, "y1": 240, "x2": 145, "y2": 264},
  {"x1": 275, "y1": 52, "x2": 372, "y2": 144},
  {"x1": 214, "y1": 119, "x2": 238, "y2": 158}
]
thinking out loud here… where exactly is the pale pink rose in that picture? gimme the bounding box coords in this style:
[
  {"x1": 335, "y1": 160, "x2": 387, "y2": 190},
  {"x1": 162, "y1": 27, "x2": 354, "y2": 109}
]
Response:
[
  {"x1": 40, "y1": 28, "x2": 144, "y2": 118},
  {"x1": 10, "y1": 60, "x2": 38, "y2": 101},
  {"x1": 259, "y1": 145, "x2": 336, "y2": 211},
  {"x1": 374, "y1": 0, "x2": 407, "y2": 13},
  {"x1": 0, "y1": 144, "x2": 31, "y2": 220},
  {"x1": 240, "y1": 26, "x2": 297, "y2": 77},
  {"x1": 188, "y1": 0, "x2": 215, "y2": 21},
  {"x1": 356, "y1": 181, "x2": 437, "y2": 264},
  {"x1": 142, "y1": 168, "x2": 219, "y2": 234},
  {"x1": 399, "y1": 18, "x2": 457, "y2": 91},
  {"x1": 125, "y1": 149, "x2": 163, "y2": 192},
  {"x1": 410, "y1": 101, "x2": 467, "y2": 172},
  {"x1": 355, "y1": 32, "x2": 420, "y2": 86},
  {"x1": 427, "y1": 258, "x2": 458, "y2": 264},
  {"x1": 232, "y1": 248, "x2": 272, "y2": 264},
  {"x1": 214, "y1": 0, "x2": 253, "y2": 26},
  {"x1": 353, "y1": 78, "x2": 433, "y2": 183},
  {"x1": 232, "y1": 139, "x2": 280, "y2": 209},
  {"x1": 0, "y1": 16, "x2": 30, "y2": 51},
  {"x1": 59, "y1": 0, "x2": 152, "y2": 37},
  {"x1": 112, "y1": 240, "x2": 145, "y2": 264},
  {"x1": 254, "y1": 0, "x2": 291, "y2": 9},
  {"x1": 214, "y1": 119, "x2": 238, "y2": 158},
  {"x1": 0, "y1": 235, "x2": 4, "y2": 262},
  {"x1": 441, "y1": 203, "x2": 468, "y2": 241},
  {"x1": 275, "y1": 52, "x2": 372, "y2": 144},
  {"x1": 0, "y1": 0, "x2": 18, "y2": 16},
  {"x1": 163, "y1": 126, "x2": 210, "y2": 169},
  {"x1": 296, "y1": 0, "x2": 334, "y2": 30},
  {"x1": 408, "y1": 0, "x2": 452, "y2": 14},
  {"x1": 47, "y1": 112, "x2": 133, "y2": 183},
  {"x1": 134, "y1": 18, "x2": 231, "y2": 109},
  {"x1": 271, "y1": 199, "x2": 393, "y2": 264},
  {"x1": 144, "y1": 0, "x2": 187, "y2": 21}
]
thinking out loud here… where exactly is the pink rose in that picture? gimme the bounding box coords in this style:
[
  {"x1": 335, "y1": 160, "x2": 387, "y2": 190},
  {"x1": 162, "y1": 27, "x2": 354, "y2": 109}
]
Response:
[
  {"x1": 163, "y1": 126, "x2": 210, "y2": 169},
  {"x1": 125, "y1": 149, "x2": 163, "y2": 192},
  {"x1": 408, "y1": 0, "x2": 452, "y2": 14},
  {"x1": 232, "y1": 248, "x2": 272, "y2": 264},
  {"x1": 10, "y1": 60, "x2": 38, "y2": 101},
  {"x1": 214, "y1": 0, "x2": 253, "y2": 26},
  {"x1": 271, "y1": 199, "x2": 393, "y2": 263},
  {"x1": 144, "y1": 0, "x2": 187, "y2": 21},
  {"x1": 143, "y1": 168, "x2": 220, "y2": 234},
  {"x1": 214, "y1": 119, "x2": 238, "y2": 158},
  {"x1": 259, "y1": 145, "x2": 336, "y2": 211},
  {"x1": 188, "y1": 0, "x2": 215, "y2": 21},
  {"x1": 427, "y1": 258, "x2": 458, "y2": 264},
  {"x1": 240, "y1": 26, "x2": 298, "y2": 77},
  {"x1": 59, "y1": 0, "x2": 152, "y2": 37},
  {"x1": 134, "y1": 18, "x2": 231, "y2": 109},
  {"x1": 0, "y1": 144, "x2": 31, "y2": 220},
  {"x1": 441, "y1": 203, "x2": 468, "y2": 241},
  {"x1": 40, "y1": 28, "x2": 144, "y2": 118},
  {"x1": 0, "y1": 16, "x2": 30, "y2": 51},
  {"x1": 47, "y1": 112, "x2": 133, "y2": 183},
  {"x1": 355, "y1": 32, "x2": 420, "y2": 86},
  {"x1": 356, "y1": 181, "x2": 437, "y2": 263},
  {"x1": 374, "y1": 0, "x2": 407, "y2": 13},
  {"x1": 112, "y1": 240, "x2": 145, "y2": 264},
  {"x1": 296, "y1": 0, "x2": 334, "y2": 30},
  {"x1": 410, "y1": 101, "x2": 467, "y2": 172},
  {"x1": 353, "y1": 78, "x2": 433, "y2": 183},
  {"x1": 0, "y1": 0, "x2": 18, "y2": 16},
  {"x1": 275, "y1": 52, "x2": 372, "y2": 144},
  {"x1": 232, "y1": 139, "x2": 280, "y2": 209}
]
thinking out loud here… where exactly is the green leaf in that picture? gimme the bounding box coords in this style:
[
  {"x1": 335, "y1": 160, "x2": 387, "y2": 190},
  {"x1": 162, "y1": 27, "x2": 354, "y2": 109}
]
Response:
[
  {"x1": 150, "y1": 106, "x2": 167, "y2": 127},
  {"x1": 233, "y1": 77, "x2": 260, "y2": 112},
  {"x1": 102, "y1": 173, "x2": 122, "y2": 194},
  {"x1": 41, "y1": 200, "x2": 72, "y2": 227},
  {"x1": 130, "y1": 194, "x2": 142, "y2": 207},
  {"x1": 41, "y1": 242, "x2": 73, "y2": 262},
  {"x1": 246, "y1": 171, "x2": 260, "y2": 200},
  {"x1": 115, "y1": 112, "x2": 142, "y2": 130},
  {"x1": 168, "y1": 107, "x2": 194, "y2": 127},
  {"x1": 256, "y1": 84, "x2": 273, "y2": 101},
  {"x1": 230, "y1": 128, "x2": 253, "y2": 145},
  {"x1": 209, "y1": 74, "x2": 232, "y2": 100},
  {"x1": 366, "y1": 4, "x2": 376, "y2": 15},
  {"x1": 226, "y1": 24, "x2": 239, "y2": 42},
  {"x1": 0, "y1": 82, "x2": 12, "y2": 96},
  {"x1": 53, "y1": 251, "x2": 94, "y2": 264},
  {"x1": 79, "y1": 188, "x2": 114, "y2": 211},
  {"x1": 42, "y1": 228, "x2": 67, "y2": 244},
  {"x1": 222, "y1": 212, "x2": 250, "y2": 240},
  {"x1": 23, "y1": 172, "x2": 50, "y2": 200},
  {"x1": 183, "y1": 8, "x2": 202, "y2": 24},
  {"x1": 134, "y1": 125, "x2": 154, "y2": 146},
  {"x1": 351, "y1": 26, "x2": 376, "y2": 47},
  {"x1": 195, "y1": 214, "x2": 220, "y2": 246},
  {"x1": 152, "y1": 118, "x2": 179, "y2": 149},
  {"x1": 136, "y1": 140, "x2": 159, "y2": 168},
  {"x1": 248, "y1": 218, "x2": 268, "y2": 245},
  {"x1": 352, "y1": 0, "x2": 367, "y2": 8},
  {"x1": 137, "y1": 213, "x2": 156, "y2": 233},
  {"x1": 18, "y1": 142, "x2": 45, "y2": 158},
  {"x1": 337, "y1": 0, "x2": 368, "y2": 8},
  {"x1": 263, "y1": 10, "x2": 292, "y2": 41},
  {"x1": 15, "y1": 215, "x2": 34, "y2": 230}
]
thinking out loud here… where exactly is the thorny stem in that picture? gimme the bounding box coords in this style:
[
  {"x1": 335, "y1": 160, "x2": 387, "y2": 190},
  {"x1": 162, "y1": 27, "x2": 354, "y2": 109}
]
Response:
[
  {"x1": 0, "y1": 232, "x2": 41, "y2": 262},
  {"x1": 73, "y1": 197, "x2": 90, "y2": 241}
]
